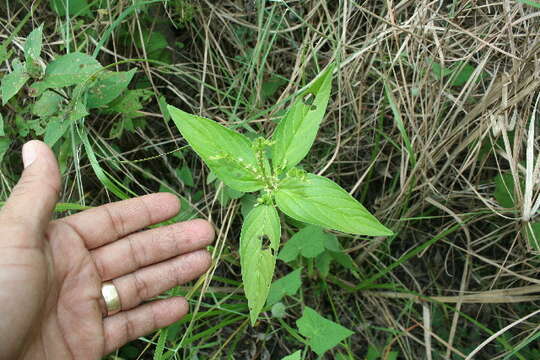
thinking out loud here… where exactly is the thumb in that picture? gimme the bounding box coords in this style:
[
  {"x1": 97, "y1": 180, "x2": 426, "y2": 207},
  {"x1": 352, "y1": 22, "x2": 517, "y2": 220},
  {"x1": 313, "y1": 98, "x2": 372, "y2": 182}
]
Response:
[{"x1": 0, "y1": 140, "x2": 61, "y2": 242}]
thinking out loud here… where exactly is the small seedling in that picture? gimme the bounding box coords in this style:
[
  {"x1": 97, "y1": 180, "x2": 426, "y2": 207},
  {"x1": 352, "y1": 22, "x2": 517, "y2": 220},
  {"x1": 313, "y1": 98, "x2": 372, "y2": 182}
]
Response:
[{"x1": 167, "y1": 65, "x2": 392, "y2": 324}]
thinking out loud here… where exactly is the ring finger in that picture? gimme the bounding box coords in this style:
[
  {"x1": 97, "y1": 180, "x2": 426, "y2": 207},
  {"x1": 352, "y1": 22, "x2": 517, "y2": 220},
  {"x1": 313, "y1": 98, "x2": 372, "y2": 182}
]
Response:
[
  {"x1": 91, "y1": 219, "x2": 215, "y2": 281},
  {"x1": 107, "y1": 249, "x2": 211, "y2": 312}
]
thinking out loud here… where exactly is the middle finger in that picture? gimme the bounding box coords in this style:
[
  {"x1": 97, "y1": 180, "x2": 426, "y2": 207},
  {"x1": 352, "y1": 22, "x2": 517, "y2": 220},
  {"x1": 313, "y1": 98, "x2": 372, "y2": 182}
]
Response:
[{"x1": 91, "y1": 219, "x2": 214, "y2": 281}]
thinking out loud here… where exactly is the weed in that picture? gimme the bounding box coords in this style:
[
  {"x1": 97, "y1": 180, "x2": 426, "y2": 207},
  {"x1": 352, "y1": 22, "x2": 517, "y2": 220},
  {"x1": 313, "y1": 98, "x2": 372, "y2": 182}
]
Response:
[{"x1": 168, "y1": 65, "x2": 391, "y2": 336}]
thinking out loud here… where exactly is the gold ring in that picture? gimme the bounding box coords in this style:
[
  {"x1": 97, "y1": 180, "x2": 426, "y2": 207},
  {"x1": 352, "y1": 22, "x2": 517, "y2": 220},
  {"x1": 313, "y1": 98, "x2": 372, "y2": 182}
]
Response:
[{"x1": 101, "y1": 281, "x2": 121, "y2": 316}]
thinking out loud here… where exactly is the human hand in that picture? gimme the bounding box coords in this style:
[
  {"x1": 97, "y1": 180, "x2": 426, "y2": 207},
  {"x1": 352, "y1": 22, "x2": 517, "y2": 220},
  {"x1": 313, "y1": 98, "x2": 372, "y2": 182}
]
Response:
[{"x1": 0, "y1": 141, "x2": 214, "y2": 360}]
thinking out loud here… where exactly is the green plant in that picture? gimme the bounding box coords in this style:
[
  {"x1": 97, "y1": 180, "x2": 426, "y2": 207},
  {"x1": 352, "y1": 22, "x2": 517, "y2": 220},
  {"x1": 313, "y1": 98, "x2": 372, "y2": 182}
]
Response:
[
  {"x1": 0, "y1": 26, "x2": 145, "y2": 166},
  {"x1": 296, "y1": 307, "x2": 354, "y2": 356},
  {"x1": 167, "y1": 65, "x2": 392, "y2": 325}
]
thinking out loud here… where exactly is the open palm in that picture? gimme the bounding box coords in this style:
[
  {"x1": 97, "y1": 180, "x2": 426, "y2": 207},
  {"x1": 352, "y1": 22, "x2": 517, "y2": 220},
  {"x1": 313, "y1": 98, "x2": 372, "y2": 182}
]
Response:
[{"x1": 0, "y1": 141, "x2": 214, "y2": 360}]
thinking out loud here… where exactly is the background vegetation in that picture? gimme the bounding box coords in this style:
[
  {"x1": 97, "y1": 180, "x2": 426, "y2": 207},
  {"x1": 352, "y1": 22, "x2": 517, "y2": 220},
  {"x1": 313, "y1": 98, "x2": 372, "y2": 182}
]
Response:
[{"x1": 1, "y1": 0, "x2": 540, "y2": 359}]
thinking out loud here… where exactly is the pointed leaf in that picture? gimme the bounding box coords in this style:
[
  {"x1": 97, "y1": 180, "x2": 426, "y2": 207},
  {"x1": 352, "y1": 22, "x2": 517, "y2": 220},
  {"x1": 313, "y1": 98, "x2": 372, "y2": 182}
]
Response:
[
  {"x1": 108, "y1": 89, "x2": 151, "y2": 119},
  {"x1": 267, "y1": 268, "x2": 302, "y2": 305},
  {"x1": 449, "y1": 62, "x2": 475, "y2": 86},
  {"x1": 297, "y1": 307, "x2": 354, "y2": 356},
  {"x1": 272, "y1": 65, "x2": 334, "y2": 173},
  {"x1": 44, "y1": 117, "x2": 70, "y2": 147},
  {"x1": 41, "y1": 52, "x2": 102, "y2": 88},
  {"x1": 323, "y1": 234, "x2": 341, "y2": 252},
  {"x1": 525, "y1": 222, "x2": 540, "y2": 251},
  {"x1": 32, "y1": 91, "x2": 63, "y2": 117},
  {"x1": 0, "y1": 113, "x2": 4, "y2": 136},
  {"x1": 168, "y1": 105, "x2": 265, "y2": 192},
  {"x1": 277, "y1": 225, "x2": 328, "y2": 262},
  {"x1": 275, "y1": 173, "x2": 393, "y2": 236},
  {"x1": 176, "y1": 165, "x2": 194, "y2": 187},
  {"x1": 315, "y1": 252, "x2": 333, "y2": 277},
  {"x1": 494, "y1": 173, "x2": 517, "y2": 208},
  {"x1": 24, "y1": 25, "x2": 43, "y2": 61},
  {"x1": 281, "y1": 350, "x2": 302, "y2": 360},
  {"x1": 1, "y1": 66, "x2": 29, "y2": 105},
  {"x1": 87, "y1": 69, "x2": 136, "y2": 108},
  {"x1": 0, "y1": 137, "x2": 11, "y2": 163},
  {"x1": 240, "y1": 205, "x2": 281, "y2": 324}
]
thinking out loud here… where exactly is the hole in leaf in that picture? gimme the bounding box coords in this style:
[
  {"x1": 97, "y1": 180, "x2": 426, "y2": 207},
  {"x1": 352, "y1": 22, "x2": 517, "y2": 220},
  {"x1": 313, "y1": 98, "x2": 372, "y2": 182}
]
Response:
[
  {"x1": 260, "y1": 234, "x2": 270, "y2": 248},
  {"x1": 259, "y1": 234, "x2": 275, "y2": 255},
  {"x1": 302, "y1": 93, "x2": 316, "y2": 110}
]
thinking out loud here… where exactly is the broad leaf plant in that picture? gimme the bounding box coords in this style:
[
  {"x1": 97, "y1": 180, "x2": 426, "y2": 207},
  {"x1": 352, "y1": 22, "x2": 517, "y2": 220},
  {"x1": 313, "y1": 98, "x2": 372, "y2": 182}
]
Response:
[{"x1": 168, "y1": 65, "x2": 392, "y2": 324}]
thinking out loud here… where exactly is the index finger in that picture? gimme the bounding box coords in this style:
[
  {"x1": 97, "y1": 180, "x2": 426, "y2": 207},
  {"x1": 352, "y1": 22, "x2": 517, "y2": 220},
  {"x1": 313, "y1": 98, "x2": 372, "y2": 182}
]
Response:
[{"x1": 59, "y1": 193, "x2": 180, "y2": 249}]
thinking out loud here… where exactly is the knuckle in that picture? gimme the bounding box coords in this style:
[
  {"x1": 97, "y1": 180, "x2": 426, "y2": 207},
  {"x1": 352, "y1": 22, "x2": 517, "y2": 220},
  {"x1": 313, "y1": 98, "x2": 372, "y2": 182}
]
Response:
[
  {"x1": 103, "y1": 206, "x2": 125, "y2": 238},
  {"x1": 124, "y1": 314, "x2": 137, "y2": 341},
  {"x1": 161, "y1": 226, "x2": 178, "y2": 254},
  {"x1": 127, "y1": 236, "x2": 145, "y2": 269},
  {"x1": 149, "y1": 304, "x2": 159, "y2": 329},
  {"x1": 131, "y1": 272, "x2": 149, "y2": 301},
  {"x1": 136, "y1": 197, "x2": 154, "y2": 225},
  {"x1": 15, "y1": 172, "x2": 60, "y2": 197},
  {"x1": 90, "y1": 253, "x2": 107, "y2": 279},
  {"x1": 0, "y1": 216, "x2": 25, "y2": 233}
]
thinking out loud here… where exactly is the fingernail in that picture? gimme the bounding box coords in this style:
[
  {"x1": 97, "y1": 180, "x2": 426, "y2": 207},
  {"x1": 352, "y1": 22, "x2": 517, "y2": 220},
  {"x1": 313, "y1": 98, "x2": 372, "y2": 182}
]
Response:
[{"x1": 22, "y1": 141, "x2": 38, "y2": 168}]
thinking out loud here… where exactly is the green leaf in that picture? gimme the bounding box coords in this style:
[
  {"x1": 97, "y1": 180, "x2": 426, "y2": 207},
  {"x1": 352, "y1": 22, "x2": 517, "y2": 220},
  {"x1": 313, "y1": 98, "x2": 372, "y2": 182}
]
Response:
[
  {"x1": 41, "y1": 52, "x2": 102, "y2": 88},
  {"x1": 86, "y1": 69, "x2": 136, "y2": 108},
  {"x1": 240, "y1": 194, "x2": 258, "y2": 218},
  {"x1": 525, "y1": 222, "x2": 540, "y2": 252},
  {"x1": 366, "y1": 345, "x2": 381, "y2": 360},
  {"x1": 32, "y1": 91, "x2": 63, "y2": 117},
  {"x1": 449, "y1": 62, "x2": 475, "y2": 86},
  {"x1": 275, "y1": 173, "x2": 393, "y2": 236},
  {"x1": 44, "y1": 117, "x2": 70, "y2": 147},
  {"x1": 430, "y1": 60, "x2": 454, "y2": 79},
  {"x1": 168, "y1": 105, "x2": 265, "y2": 192},
  {"x1": 271, "y1": 302, "x2": 286, "y2": 318},
  {"x1": 50, "y1": 0, "x2": 91, "y2": 17},
  {"x1": 226, "y1": 185, "x2": 244, "y2": 200},
  {"x1": 1, "y1": 65, "x2": 30, "y2": 105},
  {"x1": 0, "y1": 113, "x2": 5, "y2": 136},
  {"x1": 330, "y1": 251, "x2": 355, "y2": 271},
  {"x1": 240, "y1": 205, "x2": 281, "y2": 325},
  {"x1": 430, "y1": 60, "x2": 478, "y2": 87},
  {"x1": 323, "y1": 235, "x2": 356, "y2": 271},
  {"x1": 68, "y1": 99, "x2": 89, "y2": 122},
  {"x1": 323, "y1": 234, "x2": 341, "y2": 252},
  {"x1": 296, "y1": 307, "x2": 354, "y2": 356},
  {"x1": 134, "y1": 29, "x2": 170, "y2": 61},
  {"x1": 281, "y1": 350, "x2": 302, "y2": 360},
  {"x1": 24, "y1": 25, "x2": 43, "y2": 61},
  {"x1": 176, "y1": 165, "x2": 194, "y2": 187},
  {"x1": 271, "y1": 65, "x2": 334, "y2": 173},
  {"x1": 0, "y1": 47, "x2": 8, "y2": 64},
  {"x1": 216, "y1": 183, "x2": 243, "y2": 206},
  {"x1": 267, "y1": 268, "x2": 302, "y2": 305},
  {"x1": 494, "y1": 173, "x2": 518, "y2": 208},
  {"x1": 108, "y1": 89, "x2": 151, "y2": 119},
  {"x1": 158, "y1": 95, "x2": 171, "y2": 123},
  {"x1": 0, "y1": 137, "x2": 11, "y2": 163},
  {"x1": 315, "y1": 252, "x2": 332, "y2": 277},
  {"x1": 278, "y1": 225, "x2": 328, "y2": 262},
  {"x1": 262, "y1": 75, "x2": 287, "y2": 101},
  {"x1": 517, "y1": 0, "x2": 540, "y2": 9}
]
